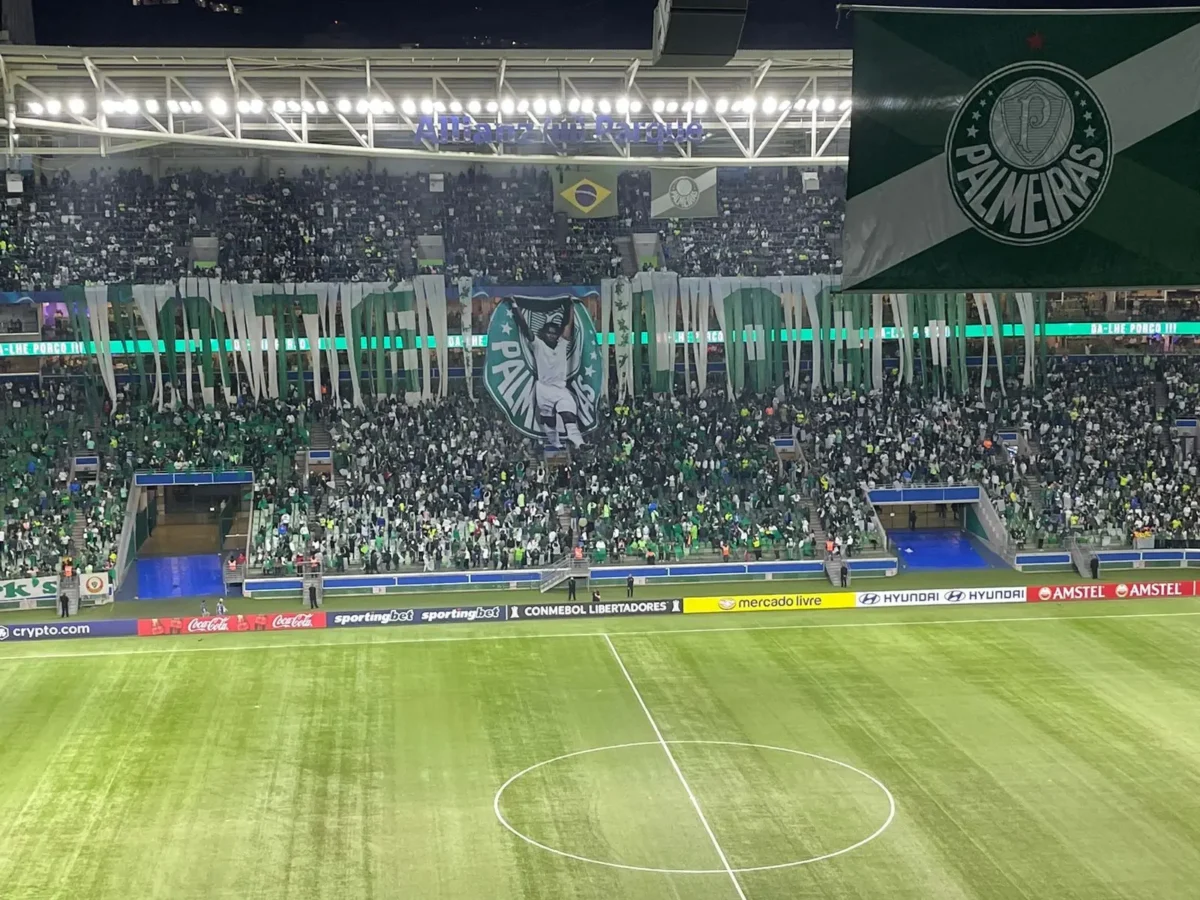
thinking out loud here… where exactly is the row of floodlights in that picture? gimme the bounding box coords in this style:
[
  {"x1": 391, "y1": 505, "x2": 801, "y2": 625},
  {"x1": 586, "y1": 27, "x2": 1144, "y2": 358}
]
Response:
[{"x1": 24, "y1": 95, "x2": 851, "y2": 119}]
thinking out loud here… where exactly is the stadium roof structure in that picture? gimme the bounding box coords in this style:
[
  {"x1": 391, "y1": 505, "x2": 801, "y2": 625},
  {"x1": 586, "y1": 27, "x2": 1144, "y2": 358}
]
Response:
[{"x1": 0, "y1": 45, "x2": 851, "y2": 166}]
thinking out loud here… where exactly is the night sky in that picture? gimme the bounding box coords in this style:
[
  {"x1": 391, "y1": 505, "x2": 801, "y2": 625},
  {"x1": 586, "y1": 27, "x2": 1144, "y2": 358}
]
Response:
[
  {"x1": 30, "y1": 0, "x2": 1198, "y2": 50},
  {"x1": 31, "y1": 0, "x2": 846, "y2": 49}
]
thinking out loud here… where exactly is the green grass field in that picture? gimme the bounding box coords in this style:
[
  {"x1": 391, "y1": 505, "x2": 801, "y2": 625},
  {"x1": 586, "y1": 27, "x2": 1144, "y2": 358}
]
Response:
[{"x1": 2, "y1": 596, "x2": 1200, "y2": 898}]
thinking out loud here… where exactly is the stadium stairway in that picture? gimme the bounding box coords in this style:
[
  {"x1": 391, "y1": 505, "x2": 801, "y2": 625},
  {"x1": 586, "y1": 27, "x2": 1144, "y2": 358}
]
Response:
[
  {"x1": 69, "y1": 514, "x2": 86, "y2": 562},
  {"x1": 614, "y1": 236, "x2": 639, "y2": 277},
  {"x1": 309, "y1": 420, "x2": 332, "y2": 452},
  {"x1": 1023, "y1": 471, "x2": 1045, "y2": 523},
  {"x1": 800, "y1": 499, "x2": 827, "y2": 552}
]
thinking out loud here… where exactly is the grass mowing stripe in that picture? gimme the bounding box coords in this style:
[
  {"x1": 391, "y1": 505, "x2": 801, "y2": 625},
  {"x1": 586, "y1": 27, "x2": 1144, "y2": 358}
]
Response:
[
  {"x1": 603, "y1": 634, "x2": 749, "y2": 900},
  {"x1": 3, "y1": 606, "x2": 1200, "y2": 663}
]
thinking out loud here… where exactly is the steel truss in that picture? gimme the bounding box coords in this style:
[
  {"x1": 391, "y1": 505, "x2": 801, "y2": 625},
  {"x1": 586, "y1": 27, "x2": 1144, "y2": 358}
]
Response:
[{"x1": 0, "y1": 45, "x2": 852, "y2": 165}]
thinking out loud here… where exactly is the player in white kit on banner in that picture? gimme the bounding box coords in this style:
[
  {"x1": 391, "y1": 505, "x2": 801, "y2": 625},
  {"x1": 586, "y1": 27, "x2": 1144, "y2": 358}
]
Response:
[{"x1": 507, "y1": 297, "x2": 584, "y2": 448}]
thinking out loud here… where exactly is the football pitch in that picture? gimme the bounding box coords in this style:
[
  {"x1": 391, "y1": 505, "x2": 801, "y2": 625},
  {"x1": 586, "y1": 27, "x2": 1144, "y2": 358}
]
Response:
[{"x1": 3, "y1": 600, "x2": 1200, "y2": 899}]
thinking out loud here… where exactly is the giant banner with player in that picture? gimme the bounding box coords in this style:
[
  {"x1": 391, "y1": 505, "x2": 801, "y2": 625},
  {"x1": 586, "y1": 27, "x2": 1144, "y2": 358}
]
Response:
[
  {"x1": 842, "y1": 7, "x2": 1200, "y2": 291},
  {"x1": 483, "y1": 294, "x2": 603, "y2": 447}
]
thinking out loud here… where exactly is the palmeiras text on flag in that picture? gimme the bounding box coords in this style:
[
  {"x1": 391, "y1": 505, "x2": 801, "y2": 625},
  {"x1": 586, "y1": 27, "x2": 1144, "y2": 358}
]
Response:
[
  {"x1": 483, "y1": 295, "x2": 603, "y2": 444},
  {"x1": 842, "y1": 7, "x2": 1200, "y2": 291}
]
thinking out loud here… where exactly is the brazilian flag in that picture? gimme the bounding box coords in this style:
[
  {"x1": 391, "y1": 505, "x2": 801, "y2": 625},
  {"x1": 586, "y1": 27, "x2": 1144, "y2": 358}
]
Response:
[{"x1": 554, "y1": 169, "x2": 617, "y2": 218}]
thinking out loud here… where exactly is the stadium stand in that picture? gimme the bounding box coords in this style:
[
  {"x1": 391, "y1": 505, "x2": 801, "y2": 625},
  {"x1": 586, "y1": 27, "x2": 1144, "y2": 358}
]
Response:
[
  {"x1": 0, "y1": 166, "x2": 844, "y2": 290},
  {"x1": 0, "y1": 165, "x2": 1198, "y2": 584}
]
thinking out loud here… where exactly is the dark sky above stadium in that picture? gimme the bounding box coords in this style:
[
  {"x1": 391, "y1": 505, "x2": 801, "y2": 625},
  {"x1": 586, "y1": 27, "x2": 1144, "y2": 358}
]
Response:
[
  {"x1": 32, "y1": 0, "x2": 1197, "y2": 50},
  {"x1": 33, "y1": 0, "x2": 840, "y2": 48}
]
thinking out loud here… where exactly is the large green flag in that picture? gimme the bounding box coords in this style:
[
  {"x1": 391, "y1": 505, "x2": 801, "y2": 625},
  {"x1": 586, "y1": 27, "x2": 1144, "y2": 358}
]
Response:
[{"x1": 843, "y1": 7, "x2": 1200, "y2": 291}]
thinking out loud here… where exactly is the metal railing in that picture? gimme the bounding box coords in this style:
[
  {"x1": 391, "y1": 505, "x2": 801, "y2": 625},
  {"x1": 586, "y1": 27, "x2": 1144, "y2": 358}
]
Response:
[
  {"x1": 972, "y1": 487, "x2": 1017, "y2": 561},
  {"x1": 860, "y1": 485, "x2": 891, "y2": 555},
  {"x1": 114, "y1": 479, "x2": 142, "y2": 591}
]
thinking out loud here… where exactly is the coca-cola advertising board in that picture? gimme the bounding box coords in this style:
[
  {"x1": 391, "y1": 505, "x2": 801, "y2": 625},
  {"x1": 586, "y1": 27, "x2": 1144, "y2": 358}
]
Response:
[{"x1": 136, "y1": 611, "x2": 326, "y2": 636}]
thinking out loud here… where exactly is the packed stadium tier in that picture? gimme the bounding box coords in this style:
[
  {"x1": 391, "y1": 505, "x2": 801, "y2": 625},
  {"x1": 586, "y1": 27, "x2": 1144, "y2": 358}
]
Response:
[
  {"x1": 0, "y1": 166, "x2": 843, "y2": 291},
  {"x1": 6, "y1": 353, "x2": 1199, "y2": 585}
]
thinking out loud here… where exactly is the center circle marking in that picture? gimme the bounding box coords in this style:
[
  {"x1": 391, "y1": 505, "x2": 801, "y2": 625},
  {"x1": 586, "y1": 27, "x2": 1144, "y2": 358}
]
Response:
[{"x1": 493, "y1": 739, "x2": 896, "y2": 874}]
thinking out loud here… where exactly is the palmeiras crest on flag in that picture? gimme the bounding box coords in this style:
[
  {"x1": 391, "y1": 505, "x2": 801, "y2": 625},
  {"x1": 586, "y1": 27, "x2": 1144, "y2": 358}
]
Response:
[
  {"x1": 946, "y1": 61, "x2": 1112, "y2": 247},
  {"x1": 484, "y1": 295, "x2": 602, "y2": 445}
]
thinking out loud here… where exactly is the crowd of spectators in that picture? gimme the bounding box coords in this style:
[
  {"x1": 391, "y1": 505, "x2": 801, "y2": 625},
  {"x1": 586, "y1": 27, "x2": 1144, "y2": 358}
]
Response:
[
  {"x1": 0, "y1": 165, "x2": 844, "y2": 290},
  {"x1": 1024, "y1": 356, "x2": 1200, "y2": 545},
  {"x1": 251, "y1": 392, "x2": 817, "y2": 573},
  {"x1": 1, "y1": 349, "x2": 1199, "y2": 580},
  {"x1": 798, "y1": 375, "x2": 1035, "y2": 552}
]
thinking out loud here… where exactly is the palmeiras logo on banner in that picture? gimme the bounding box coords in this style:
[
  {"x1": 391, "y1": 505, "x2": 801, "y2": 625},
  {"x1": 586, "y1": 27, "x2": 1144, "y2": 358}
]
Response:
[
  {"x1": 947, "y1": 61, "x2": 1112, "y2": 246},
  {"x1": 484, "y1": 296, "x2": 602, "y2": 447}
]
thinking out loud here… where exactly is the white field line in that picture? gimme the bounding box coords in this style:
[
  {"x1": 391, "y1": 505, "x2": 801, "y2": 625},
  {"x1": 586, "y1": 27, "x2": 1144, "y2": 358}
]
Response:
[
  {"x1": 603, "y1": 634, "x2": 749, "y2": 900},
  {"x1": 0, "y1": 607, "x2": 1197, "y2": 663}
]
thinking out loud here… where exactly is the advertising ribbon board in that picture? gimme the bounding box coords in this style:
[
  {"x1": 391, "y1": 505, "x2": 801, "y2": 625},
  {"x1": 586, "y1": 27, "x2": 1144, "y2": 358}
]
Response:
[
  {"x1": 1029, "y1": 581, "x2": 1196, "y2": 603},
  {"x1": 0, "y1": 620, "x2": 138, "y2": 641},
  {"x1": 856, "y1": 587, "x2": 1026, "y2": 607},
  {"x1": 508, "y1": 600, "x2": 681, "y2": 620},
  {"x1": 137, "y1": 612, "x2": 326, "y2": 636},
  {"x1": 683, "y1": 593, "x2": 855, "y2": 614},
  {"x1": 329, "y1": 609, "x2": 418, "y2": 628}
]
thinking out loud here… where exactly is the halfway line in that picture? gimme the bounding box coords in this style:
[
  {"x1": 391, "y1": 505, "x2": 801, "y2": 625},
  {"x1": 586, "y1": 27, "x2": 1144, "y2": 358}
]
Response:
[{"x1": 602, "y1": 633, "x2": 749, "y2": 900}]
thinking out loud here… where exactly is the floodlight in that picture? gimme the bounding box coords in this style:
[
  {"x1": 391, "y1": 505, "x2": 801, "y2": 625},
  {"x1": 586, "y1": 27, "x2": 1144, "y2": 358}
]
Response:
[
  {"x1": 532, "y1": 98, "x2": 546, "y2": 115},
  {"x1": 693, "y1": 98, "x2": 707, "y2": 114},
  {"x1": 597, "y1": 98, "x2": 611, "y2": 114},
  {"x1": 467, "y1": 99, "x2": 481, "y2": 114},
  {"x1": 714, "y1": 97, "x2": 728, "y2": 113},
  {"x1": 210, "y1": 97, "x2": 228, "y2": 116},
  {"x1": 822, "y1": 96, "x2": 835, "y2": 112},
  {"x1": 122, "y1": 98, "x2": 138, "y2": 115},
  {"x1": 68, "y1": 97, "x2": 85, "y2": 115},
  {"x1": 567, "y1": 97, "x2": 580, "y2": 113},
  {"x1": 652, "y1": 98, "x2": 665, "y2": 113},
  {"x1": 761, "y1": 96, "x2": 777, "y2": 114},
  {"x1": 337, "y1": 97, "x2": 352, "y2": 113},
  {"x1": 27, "y1": 101, "x2": 43, "y2": 115}
]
